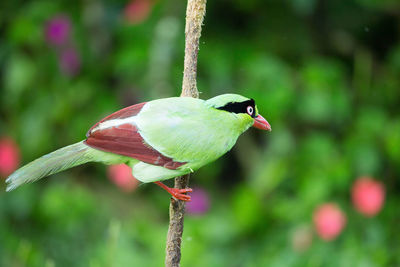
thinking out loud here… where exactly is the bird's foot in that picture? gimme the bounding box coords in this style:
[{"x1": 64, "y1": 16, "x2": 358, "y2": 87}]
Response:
[
  {"x1": 154, "y1": 181, "x2": 193, "y2": 202},
  {"x1": 168, "y1": 187, "x2": 193, "y2": 201}
]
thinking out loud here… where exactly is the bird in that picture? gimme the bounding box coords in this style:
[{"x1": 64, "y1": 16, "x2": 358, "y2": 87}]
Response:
[{"x1": 6, "y1": 94, "x2": 271, "y2": 201}]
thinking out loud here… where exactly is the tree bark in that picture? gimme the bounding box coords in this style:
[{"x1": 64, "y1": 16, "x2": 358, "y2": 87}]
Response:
[{"x1": 165, "y1": 0, "x2": 207, "y2": 266}]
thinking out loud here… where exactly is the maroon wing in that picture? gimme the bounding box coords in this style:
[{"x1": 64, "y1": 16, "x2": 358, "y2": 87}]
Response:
[
  {"x1": 86, "y1": 102, "x2": 146, "y2": 136},
  {"x1": 84, "y1": 102, "x2": 186, "y2": 170}
]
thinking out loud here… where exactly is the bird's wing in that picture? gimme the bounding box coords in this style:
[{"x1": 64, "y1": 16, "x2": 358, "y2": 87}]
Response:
[
  {"x1": 86, "y1": 102, "x2": 146, "y2": 135},
  {"x1": 134, "y1": 98, "x2": 240, "y2": 166},
  {"x1": 84, "y1": 102, "x2": 186, "y2": 170}
]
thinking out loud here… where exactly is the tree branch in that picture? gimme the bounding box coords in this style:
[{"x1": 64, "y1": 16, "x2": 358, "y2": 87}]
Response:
[
  {"x1": 180, "y1": 0, "x2": 206, "y2": 98},
  {"x1": 165, "y1": 0, "x2": 206, "y2": 266}
]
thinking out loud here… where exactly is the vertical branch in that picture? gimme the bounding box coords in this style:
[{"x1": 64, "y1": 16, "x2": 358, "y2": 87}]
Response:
[
  {"x1": 180, "y1": 0, "x2": 206, "y2": 98},
  {"x1": 165, "y1": 0, "x2": 207, "y2": 266}
]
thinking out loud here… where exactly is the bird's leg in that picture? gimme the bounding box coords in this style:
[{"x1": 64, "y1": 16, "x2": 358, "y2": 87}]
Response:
[{"x1": 154, "y1": 181, "x2": 192, "y2": 202}]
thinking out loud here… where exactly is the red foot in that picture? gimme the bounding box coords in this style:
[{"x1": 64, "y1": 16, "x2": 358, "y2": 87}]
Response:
[{"x1": 154, "y1": 181, "x2": 193, "y2": 202}]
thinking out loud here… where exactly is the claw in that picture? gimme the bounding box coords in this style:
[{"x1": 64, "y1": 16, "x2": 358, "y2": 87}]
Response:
[
  {"x1": 169, "y1": 188, "x2": 192, "y2": 201},
  {"x1": 174, "y1": 193, "x2": 191, "y2": 201},
  {"x1": 154, "y1": 181, "x2": 192, "y2": 202}
]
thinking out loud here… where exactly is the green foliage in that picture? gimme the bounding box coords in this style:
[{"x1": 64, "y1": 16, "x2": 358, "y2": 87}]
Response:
[{"x1": 1, "y1": 0, "x2": 400, "y2": 266}]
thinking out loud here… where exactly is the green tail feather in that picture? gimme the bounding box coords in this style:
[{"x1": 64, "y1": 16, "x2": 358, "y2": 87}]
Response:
[{"x1": 6, "y1": 141, "x2": 93, "y2": 192}]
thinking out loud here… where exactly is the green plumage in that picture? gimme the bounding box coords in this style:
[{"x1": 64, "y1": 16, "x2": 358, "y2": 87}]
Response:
[
  {"x1": 6, "y1": 94, "x2": 268, "y2": 191},
  {"x1": 136, "y1": 96, "x2": 254, "y2": 168}
]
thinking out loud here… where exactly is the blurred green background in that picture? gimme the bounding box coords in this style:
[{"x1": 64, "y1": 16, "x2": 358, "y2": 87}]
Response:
[{"x1": 1, "y1": 0, "x2": 400, "y2": 266}]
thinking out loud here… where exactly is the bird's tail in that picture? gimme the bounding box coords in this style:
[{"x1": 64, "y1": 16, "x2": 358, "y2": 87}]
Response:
[{"x1": 6, "y1": 141, "x2": 94, "y2": 191}]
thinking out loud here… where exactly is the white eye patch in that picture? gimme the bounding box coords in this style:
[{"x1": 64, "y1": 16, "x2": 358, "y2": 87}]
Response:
[{"x1": 247, "y1": 106, "x2": 254, "y2": 116}]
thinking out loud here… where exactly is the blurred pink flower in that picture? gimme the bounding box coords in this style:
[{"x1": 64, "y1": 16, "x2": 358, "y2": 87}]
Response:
[
  {"x1": 124, "y1": 0, "x2": 153, "y2": 25},
  {"x1": 107, "y1": 164, "x2": 139, "y2": 193},
  {"x1": 313, "y1": 203, "x2": 346, "y2": 241},
  {"x1": 45, "y1": 15, "x2": 71, "y2": 46},
  {"x1": 0, "y1": 137, "x2": 20, "y2": 178},
  {"x1": 186, "y1": 187, "x2": 210, "y2": 215},
  {"x1": 59, "y1": 47, "x2": 81, "y2": 76},
  {"x1": 291, "y1": 225, "x2": 313, "y2": 252},
  {"x1": 352, "y1": 177, "x2": 385, "y2": 217}
]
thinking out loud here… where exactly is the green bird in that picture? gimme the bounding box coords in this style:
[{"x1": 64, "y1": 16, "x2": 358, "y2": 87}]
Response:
[{"x1": 6, "y1": 94, "x2": 271, "y2": 201}]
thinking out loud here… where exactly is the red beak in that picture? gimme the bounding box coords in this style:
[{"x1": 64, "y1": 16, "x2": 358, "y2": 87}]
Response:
[{"x1": 253, "y1": 115, "x2": 271, "y2": 131}]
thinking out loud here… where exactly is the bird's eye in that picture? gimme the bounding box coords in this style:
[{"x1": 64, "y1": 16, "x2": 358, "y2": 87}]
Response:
[{"x1": 246, "y1": 106, "x2": 254, "y2": 116}]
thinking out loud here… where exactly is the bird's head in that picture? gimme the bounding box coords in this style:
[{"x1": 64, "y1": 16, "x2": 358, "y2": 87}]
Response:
[{"x1": 205, "y1": 94, "x2": 271, "y2": 132}]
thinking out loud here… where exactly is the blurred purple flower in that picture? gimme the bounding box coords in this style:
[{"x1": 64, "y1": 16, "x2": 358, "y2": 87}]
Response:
[
  {"x1": 186, "y1": 187, "x2": 210, "y2": 215},
  {"x1": 59, "y1": 47, "x2": 81, "y2": 76},
  {"x1": 45, "y1": 15, "x2": 71, "y2": 46}
]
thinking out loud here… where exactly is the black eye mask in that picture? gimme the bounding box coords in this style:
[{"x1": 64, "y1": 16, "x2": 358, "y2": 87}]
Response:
[{"x1": 217, "y1": 99, "x2": 256, "y2": 118}]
